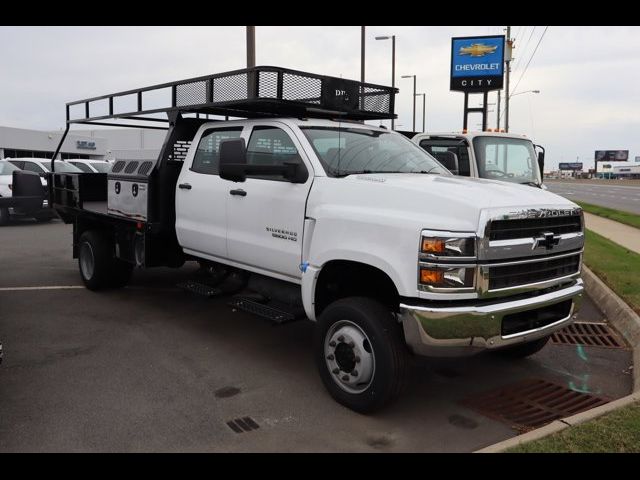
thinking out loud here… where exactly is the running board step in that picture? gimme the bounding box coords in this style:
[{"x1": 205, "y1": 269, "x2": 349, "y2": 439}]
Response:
[
  {"x1": 177, "y1": 280, "x2": 224, "y2": 298},
  {"x1": 228, "y1": 297, "x2": 305, "y2": 325}
]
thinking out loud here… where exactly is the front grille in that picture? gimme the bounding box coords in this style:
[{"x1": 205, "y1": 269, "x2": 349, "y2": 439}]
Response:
[
  {"x1": 502, "y1": 299, "x2": 572, "y2": 336},
  {"x1": 489, "y1": 215, "x2": 582, "y2": 241},
  {"x1": 489, "y1": 254, "x2": 580, "y2": 290}
]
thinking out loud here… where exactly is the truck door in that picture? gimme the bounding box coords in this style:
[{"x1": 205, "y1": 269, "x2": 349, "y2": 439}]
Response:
[
  {"x1": 225, "y1": 124, "x2": 313, "y2": 280},
  {"x1": 175, "y1": 126, "x2": 244, "y2": 259}
]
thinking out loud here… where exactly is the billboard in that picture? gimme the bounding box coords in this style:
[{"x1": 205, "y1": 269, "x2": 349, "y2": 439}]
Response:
[
  {"x1": 451, "y1": 35, "x2": 505, "y2": 92},
  {"x1": 595, "y1": 150, "x2": 629, "y2": 162},
  {"x1": 559, "y1": 162, "x2": 583, "y2": 171}
]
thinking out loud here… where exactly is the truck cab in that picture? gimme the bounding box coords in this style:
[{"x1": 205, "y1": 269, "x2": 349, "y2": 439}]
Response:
[
  {"x1": 44, "y1": 66, "x2": 584, "y2": 414},
  {"x1": 412, "y1": 131, "x2": 545, "y2": 188}
]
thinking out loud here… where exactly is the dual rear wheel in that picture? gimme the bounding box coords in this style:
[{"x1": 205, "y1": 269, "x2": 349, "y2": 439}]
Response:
[{"x1": 78, "y1": 230, "x2": 133, "y2": 290}]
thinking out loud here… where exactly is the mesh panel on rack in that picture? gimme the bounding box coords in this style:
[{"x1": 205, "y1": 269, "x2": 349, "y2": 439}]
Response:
[
  {"x1": 282, "y1": 73, "x2": 321, "y2": 104},
  {"x1": 213, "y1": 73, "x2": 248, "y2": 103},
  {"x1": 360, "y1": 87, "x2": 391, "y2": 114},
  {"x1": 176, "y1": 81, "x2": 207, "y2": 107},
  {"x1": 258, "y1": 71, "x2": 278, "y2": 98},
  {"x1": 168, "y1": 141, "x2": 191, "y2": 162}
]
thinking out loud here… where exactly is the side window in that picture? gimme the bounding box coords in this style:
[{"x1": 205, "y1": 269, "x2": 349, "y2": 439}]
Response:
[
  {"x1": 71, "y1": 162, "x2": 92, "y2": 173},
  {"x1": 419, "y1": 141, "x2": 471, "y2": 177},
  {"x1": 246, "y1": 126, "x2": 305, "y2": 181},
  {"x1": 22, "y1": 162, "x2": 45, "y2": 174},
  {"x1": 191, "y1": 127, "x2": 243, "y2": 175}
]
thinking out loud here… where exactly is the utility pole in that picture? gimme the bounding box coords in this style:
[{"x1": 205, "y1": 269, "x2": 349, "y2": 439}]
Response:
[
  {"x1": 361, "y1": 26, "x2": 365, "y2": 83},
  {"x1": 412, "y1": 75, "x2": 416, "y2": 132},
  {"x1": 246, "y1": 26, "x2": 256, "y2": 68},
  {"x1": 504, "y1": 26, "x2": 512, "y2": 133},
  {"x1": 391, "y1": 36, "x2": 396, "y2": 130}
]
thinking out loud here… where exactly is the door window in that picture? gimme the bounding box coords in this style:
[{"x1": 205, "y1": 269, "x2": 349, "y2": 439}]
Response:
[
  {"x1": 191, "y1": 127, "x2": 243, "y2": 175},
  {"x1": 70, "y1": 162, "x2": 93, "y2": 173},
  {"x1": 246, "y1": 126, "x2": 306, "y2": 181}
]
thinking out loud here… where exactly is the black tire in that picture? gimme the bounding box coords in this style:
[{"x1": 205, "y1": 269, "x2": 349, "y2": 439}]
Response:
[
  {"x1": 78, "y1": 230, "x2": 132, "y2": 290},
  {"x1": 314, "y1": 297, "x2": 408, "y2": 414},
  {"x1": 494, "y1": 335, "x2": 550, "y2": 359},
  {"x1": 0, "y1": 207, "x2": 9, "y2": 226}
]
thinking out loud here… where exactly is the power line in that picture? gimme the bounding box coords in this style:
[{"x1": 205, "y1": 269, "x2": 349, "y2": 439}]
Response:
[
  {"x1": 511, "y1": 26, "x2": 549, "y2": 96},
  {"x1": 511, "y1": 26, "x2": 536, "y2": 75}
]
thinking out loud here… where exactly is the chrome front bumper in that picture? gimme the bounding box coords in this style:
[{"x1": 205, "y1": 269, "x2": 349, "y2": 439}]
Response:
[{"x1": 400, "y1": 279, "x2": 584, "y2": 357}]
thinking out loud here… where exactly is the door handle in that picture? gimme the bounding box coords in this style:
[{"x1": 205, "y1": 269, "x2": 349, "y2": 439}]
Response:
[
  {"x1": 230, "y1": 189, "x2": 247, "y2": 197},
  {"x1": 178, "y1": 183, "x2": 192, "y2": 190}
]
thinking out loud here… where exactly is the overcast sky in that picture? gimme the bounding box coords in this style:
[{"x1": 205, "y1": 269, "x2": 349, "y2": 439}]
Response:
[{"x1": 1, "y1": 26, "x2": 639, "y2": 169}]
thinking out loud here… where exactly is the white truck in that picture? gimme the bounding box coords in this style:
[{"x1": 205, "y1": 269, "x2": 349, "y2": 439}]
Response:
[
  {"x1": 412, "y1": 131, "x2": 546, "y2": 188},
  {"x1": 41, "y1": 67, "x2": 584, "y2": 413}
]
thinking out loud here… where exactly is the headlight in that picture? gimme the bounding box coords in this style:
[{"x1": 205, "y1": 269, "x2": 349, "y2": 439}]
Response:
[
  {"x1": 420, "y1": 231, "x2": 476, "y2": 259},
  {"x1": 419, "y1": 265, "x2": 475, "y2": 288}
]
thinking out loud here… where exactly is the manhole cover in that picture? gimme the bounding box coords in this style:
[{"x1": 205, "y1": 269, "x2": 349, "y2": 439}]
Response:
[
  {"x1": 227, "y1": 416, "x2": 260, "y2": 434},
  {"x1": 461, "y1": 379, "x2": 609, "y2": 431},
  {"x1": 551, "y1": 322, "x2": 626, "y2": 349}
]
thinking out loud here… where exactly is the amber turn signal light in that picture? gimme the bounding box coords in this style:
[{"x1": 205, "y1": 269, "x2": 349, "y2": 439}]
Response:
[
  {"x1": 420, "y1": 268, "x2": 443, "y2": 285},
  {"x1": 421, "y1": 238, "x2": 445, "y2": 254}
]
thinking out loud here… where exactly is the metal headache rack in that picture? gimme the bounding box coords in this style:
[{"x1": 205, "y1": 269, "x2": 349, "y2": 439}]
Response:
[
  {"x1": 65, "y1": 66, "x2": 396, "y2": 124},
  {"x1": 51, "y1": 66, "x2": 397, "y2": 169}
]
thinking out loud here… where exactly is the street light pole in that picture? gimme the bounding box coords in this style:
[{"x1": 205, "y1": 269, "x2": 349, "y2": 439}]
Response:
[
  {"x1": 505, "y1": 26, "x2": 512, "y2": 133},
  {"x1": 361, "y1": 27, "x2": 365, "y2": 83},
  {"x1": 246, "y1": 26, "x2": 255, "y2": 68},
  {"x1": 401, "y1": 75, "x2": 416, "y2": 132},
  {"x1": 415, "y1": 93, "x2": 426, "y2": 132},
  {"x1": 375, "y1": 35, "x2": 396, "y2": 129}
]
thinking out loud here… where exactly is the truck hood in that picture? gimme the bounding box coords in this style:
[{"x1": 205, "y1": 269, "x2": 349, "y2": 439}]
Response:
[{"x1": 309, "y1": 173, "x2": 578, "y2": 232}]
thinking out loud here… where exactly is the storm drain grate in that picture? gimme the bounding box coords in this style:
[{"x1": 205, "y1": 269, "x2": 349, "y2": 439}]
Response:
[
  {"x1": 227, "y1": 417, "x2": 260, "y2": 434},
  {"x1": 551, "y1": 322, "x2": 626, "y2": 349},
  {"x1": 461, "y1": 378, "x2": 609, "y2": 431}
]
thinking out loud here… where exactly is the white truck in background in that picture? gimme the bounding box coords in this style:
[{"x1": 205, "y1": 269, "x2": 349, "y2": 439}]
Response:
[
  {"x1": 39, "y1": 67, "x2": 584, "y2": 413},
  {"x1": 412, "y1": 131, "x2": 546, "y2": 188}
]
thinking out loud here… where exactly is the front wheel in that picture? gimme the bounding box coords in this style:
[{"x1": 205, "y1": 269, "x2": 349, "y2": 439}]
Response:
[{"x1": 314, "y1": 297, "x2": 408, "y2": 414}]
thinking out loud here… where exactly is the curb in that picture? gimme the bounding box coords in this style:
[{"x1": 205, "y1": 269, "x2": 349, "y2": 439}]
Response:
[
  {"x1": 581, "y1": 266, "x2": 640, "y2": 391},
  {"x1": 476, "y1": 267, "x2": 640, "y2": 453}
]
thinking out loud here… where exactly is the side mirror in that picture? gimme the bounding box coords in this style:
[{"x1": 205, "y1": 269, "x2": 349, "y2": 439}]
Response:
[
  {"x1": 219, "y1": 138, "x2": 248, "y2": 183},
  {"x1": 219, "y1": 138, "x2": 308, "y2": 184},
  {"x1": 535, "y1": 144, "x2": 545, "y2": 177}
]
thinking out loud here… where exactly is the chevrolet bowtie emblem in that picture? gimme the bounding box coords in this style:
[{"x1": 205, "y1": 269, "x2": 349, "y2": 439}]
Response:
[
  {"x1": 533, "y1": 232, "x2": 561, "y2": 250},
  {"x1": 459, "y1": 43, "x2": 498, "y2": 57}
]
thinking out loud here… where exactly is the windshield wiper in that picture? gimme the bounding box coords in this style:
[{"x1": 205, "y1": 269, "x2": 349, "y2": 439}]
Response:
[{"x1": 520, "y1": 181, "x2": 542, "y2": 188}]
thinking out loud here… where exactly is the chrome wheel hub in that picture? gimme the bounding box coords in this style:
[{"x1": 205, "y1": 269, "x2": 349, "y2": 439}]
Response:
[
  {"x1": 324, "y1": 320, "x2": 375, "y2": 394},
  {"x1": 79, "y1": 242, "x2": 95, "y2": 280}
]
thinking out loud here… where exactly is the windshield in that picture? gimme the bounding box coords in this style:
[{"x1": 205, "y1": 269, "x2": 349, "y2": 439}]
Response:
[
  {"x1": 301, "y1": 126, "x2": 449, "y2": 177},
  {"x1": 472, "y1": 136, "x2": 541, "y2": 185},
  {"x1": 89, "y1": 162, "x2": 111, "y2": 173},
  {"x1": 0, "y1": 161, "x2": 19, "y2": 175},
  {"x1": 43, "y1": 161, "x2": 84, "y2": 173}
]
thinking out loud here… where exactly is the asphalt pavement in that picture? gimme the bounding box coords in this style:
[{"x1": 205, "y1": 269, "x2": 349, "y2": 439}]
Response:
[
  {"x1": 546, "y1": 180, "x2": 640, "y2": 214},
  {"x1": 0, "y1": 219, "x2": 633, "y2": 452}
]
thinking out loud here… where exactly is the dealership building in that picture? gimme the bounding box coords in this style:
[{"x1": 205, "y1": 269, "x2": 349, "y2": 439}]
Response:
[{"x1": 0, "y1": 125, "x2": 165, "y2": 162}]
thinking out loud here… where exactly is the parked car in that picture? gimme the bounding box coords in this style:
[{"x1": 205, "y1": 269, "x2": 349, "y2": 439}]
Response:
[
  {"x1": 67, "y1": 159, "x2": 111, "y2": 173},
  {"x1": 7, "y1": 157, "x2": 83, "y2": 175},
  {"x1": 1, "y1": 158, "x2": 73, "y2": 224}
]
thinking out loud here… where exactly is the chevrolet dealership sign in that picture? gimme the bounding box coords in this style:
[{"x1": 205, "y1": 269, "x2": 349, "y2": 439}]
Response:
[{"x1": 451, "y1": 35, "x2": 505, "y2": 92}]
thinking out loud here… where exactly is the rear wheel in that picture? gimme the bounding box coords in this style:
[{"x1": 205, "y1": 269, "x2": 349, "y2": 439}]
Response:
[
  {"x1": 494, "y1": 336, "x2": 550, "y2": 358},
  {"x1": 0, "y1": 207, "x2": 9, "y2": 226},
  {"x1": 78, "y1": 230, "x2": 132, "y2": 290},
  {"x1": 314, "y1": 297, "x2": 408, "y2": 413}
]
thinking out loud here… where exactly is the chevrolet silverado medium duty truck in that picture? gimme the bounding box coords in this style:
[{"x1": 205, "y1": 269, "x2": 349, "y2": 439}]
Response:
[
  {"x1": 41, "y1": 67, "x2": 584, "y2": 413},
  {"x1": 412, "y1": 131, "x2": 546, "y2": 188}
]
